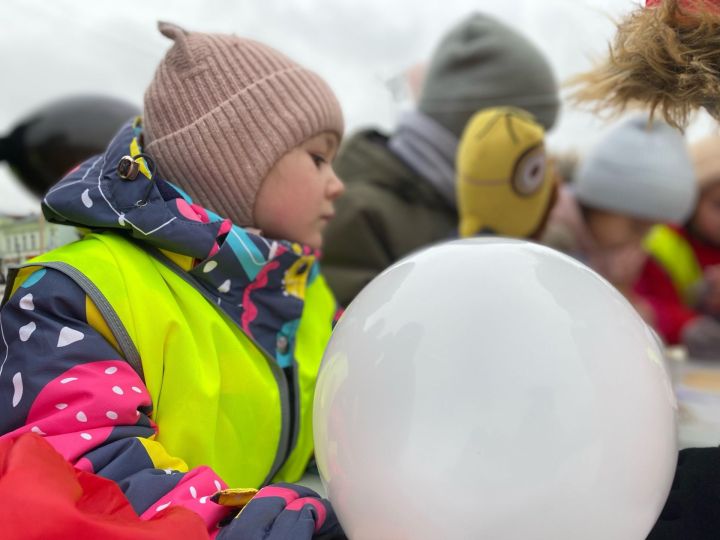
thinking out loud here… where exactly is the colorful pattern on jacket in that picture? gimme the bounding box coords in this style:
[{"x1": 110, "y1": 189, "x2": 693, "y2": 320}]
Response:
[
  {"x1": 0, "y1": 118, "x2": 335, "y2": 537},
  {"x1": 41, "y1": 118, "x2": 321, "y2": 366}
]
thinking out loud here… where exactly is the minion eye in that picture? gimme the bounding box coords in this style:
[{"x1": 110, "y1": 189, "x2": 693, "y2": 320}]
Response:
[{"x1": 512, "y1": 146, "x2": 547, "y2": 196}]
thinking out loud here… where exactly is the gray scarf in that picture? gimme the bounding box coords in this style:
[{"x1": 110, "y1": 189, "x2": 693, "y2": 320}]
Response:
[{"x1": 388, "y1": 110, "x2": 459, "y2": 207}]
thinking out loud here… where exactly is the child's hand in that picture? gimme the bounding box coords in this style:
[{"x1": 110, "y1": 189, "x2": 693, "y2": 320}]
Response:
[{"x1": 216, "y1": 483, "x2": 344, "y2": 540}]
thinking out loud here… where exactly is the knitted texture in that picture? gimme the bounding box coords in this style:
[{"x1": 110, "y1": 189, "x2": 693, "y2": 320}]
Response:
[{"x1": 144, "y1": 22, "x2": 344, "y2": 226}]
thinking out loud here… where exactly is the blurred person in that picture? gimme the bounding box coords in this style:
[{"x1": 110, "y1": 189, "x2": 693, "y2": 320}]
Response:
[
  {"x1": 386, "y1": 62, "x2": 426, "y2": 106},
  {"x1": 0, "y1": 22, "x2": 345, "y2": 540},
  {"x1": 552, "y1": 151, "x2": 579, "y2": 185},
  {"x1": 541, "y1": 114, "x2": 697, "y2": 318},
  {"x1": 457, "y1": 107, "x2": 557, "y2": 240},
  {"x1": 322, "y1": 12, "x2": 559, "y2": 305},
  {"x1": 0, "y1": 97, "x2": 141, "y2": 271},
  {"x1": 0, "y1": 95, "x2": 140, "y2": 197},
  {"x1": 566, "y1": 1, "x2": 720, "y2": 536},
  {"x1": 636, "y1": 135, "x2": 720, "y2": 358}
]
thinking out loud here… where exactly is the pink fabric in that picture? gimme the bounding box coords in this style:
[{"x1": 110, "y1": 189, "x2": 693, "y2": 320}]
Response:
[
  {"x1": 241, "y1": 261, "x2": 280, "y2": 333},
  {"x1": 287, "y1": 498, "x2": 327, "y2": 532},
  {"x1": 217, "y1": 220, "x2": 233, "y2": 236},
  {"x1": 2, "y1": 360, "x2": 150, "y2": 463},
  {"x1": 139, "y1": 466, "x2": 229, "y2": 529},
  {"x1": 75, "y1": 456, "x2": 94, "y2": 472},
  {"x1": 207, "y1": 220, "x2": 233, "y2": 258},
  {"x1": 254, "y1": 486, "x2": 328, "y2": 532},
  {"x1": 0, "y1": 359, "x2": 233, "y2": 533},
  {"x1": 254, "y1": 485, "x2": 297, "y2": 504},
  {"x1": 176, "y1": 199, "x2": 205, "y2": 223}
]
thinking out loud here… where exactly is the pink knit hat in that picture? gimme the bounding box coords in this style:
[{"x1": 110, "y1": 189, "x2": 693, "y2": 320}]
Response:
[{"x1": 144, "y1": 22, "x2": 344, "y2": 226}]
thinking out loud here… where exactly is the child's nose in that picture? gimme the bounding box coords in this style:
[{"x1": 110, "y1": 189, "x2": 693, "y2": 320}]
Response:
[{"x1": 327, "y1": 170, "x2": 345, "y2": 199}]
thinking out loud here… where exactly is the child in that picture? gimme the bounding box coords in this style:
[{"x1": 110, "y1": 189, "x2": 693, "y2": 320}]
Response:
[
  {"x1": 636, "y1": 135, "x2": 720, "y2": 357},
  {"x1": 321, "y1": 13, "x2": 559, "y2": 306},
  {"x1": 564, "y1": 2, "x2": 720, "y2": 536},
  {"x1": 456, "y1": 107, "x2": 557, "y2": 240},
  {"x1": 0, "y1": 22, "x2": 344, "y2": 539},
  {"x1": 541, "y1": 114, "x2": 697, "y2": 317}
]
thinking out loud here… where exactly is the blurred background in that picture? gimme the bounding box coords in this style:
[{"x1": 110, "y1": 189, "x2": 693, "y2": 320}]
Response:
[
  {"x1": 1, "y1": 0, "x2": 717, "y2": 215},
  {"x1": 4, "y1": 0, "x2": 720, "y2": 500}
]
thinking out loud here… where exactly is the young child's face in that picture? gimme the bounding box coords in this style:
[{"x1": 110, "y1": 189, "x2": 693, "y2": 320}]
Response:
[
  {"x1": 586, "y1": 208, "x2": 654, "y2": 250},
  {"x1": 691, "y1": 182, "x2": 720, "y2": 246},
  {"x1": 253, "y1": 132, "x2": 344, "y2": 249}
]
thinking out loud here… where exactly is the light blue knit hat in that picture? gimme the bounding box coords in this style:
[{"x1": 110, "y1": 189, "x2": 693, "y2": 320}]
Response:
[{"x1": 575, "y1": 114, "x2": 697, "y2": 224}]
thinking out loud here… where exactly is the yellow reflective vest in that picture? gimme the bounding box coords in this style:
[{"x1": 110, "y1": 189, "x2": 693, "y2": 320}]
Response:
[
  {"x1": 9, "y1": 232, "x2": 335, "y2": 487},
  {"x1": 644, "y1": 225, "x2": 703, "y2": 304}
]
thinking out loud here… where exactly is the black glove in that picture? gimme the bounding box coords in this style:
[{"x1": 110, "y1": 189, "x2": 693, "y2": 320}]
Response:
[
  {"x1": 216, "y1": 483, "x2": 346, "y2": 540},
  {"x1": 647, "y1": 447, "x2": 720, "y2": 539}
]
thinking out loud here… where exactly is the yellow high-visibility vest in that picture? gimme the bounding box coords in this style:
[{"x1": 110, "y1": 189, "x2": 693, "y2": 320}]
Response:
[
  {"x1": 8, "y1": 232, "x2": 335, "y2": 487},
  {"x1": 645, "y1": 225, "x2": 703, "y2": 304}
]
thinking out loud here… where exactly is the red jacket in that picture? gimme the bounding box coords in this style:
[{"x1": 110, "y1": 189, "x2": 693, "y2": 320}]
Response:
[
  {"x1": 634, "y1": 225, "x2": 720, "y2": 344},
  {"x1": 0, "y1": 433, "x2": 208, "y2": 540}
]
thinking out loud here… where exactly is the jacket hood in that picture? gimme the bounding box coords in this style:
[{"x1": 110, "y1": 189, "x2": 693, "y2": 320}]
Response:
[{"x1": 42, "y1": 118, "x2": 329, "y2": 365}]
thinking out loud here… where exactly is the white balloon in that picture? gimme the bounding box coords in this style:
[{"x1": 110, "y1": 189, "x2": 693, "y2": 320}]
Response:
[{"x1": 314, "y1": 238, "x2": 677, "y2": 540}]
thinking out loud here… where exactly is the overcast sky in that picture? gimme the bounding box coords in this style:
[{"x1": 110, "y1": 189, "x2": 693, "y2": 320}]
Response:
[{"x1": 1, "y1": 0, "x2": 717, "y2": 214}]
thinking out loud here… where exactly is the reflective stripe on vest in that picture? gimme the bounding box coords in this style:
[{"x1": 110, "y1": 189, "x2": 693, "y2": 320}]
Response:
[
  {"x1": 6, "y1": 232, "x2": 334, "y2": 486},
  {"x1": 644, "y1": 225, "x2": 702, "y2": 304}
]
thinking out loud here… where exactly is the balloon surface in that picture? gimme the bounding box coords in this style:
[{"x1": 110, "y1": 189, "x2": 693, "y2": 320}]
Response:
[
  {"x1": 0, "y1": 95, "x2": 139, "y2": 196},
  {"x1": 314, "y1": 238, "x2": 677, "y2": 540}
]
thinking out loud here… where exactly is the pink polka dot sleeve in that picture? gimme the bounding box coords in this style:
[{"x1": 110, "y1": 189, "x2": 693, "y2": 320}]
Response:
[{"x1": 0, "y1": 268, "x2": 232, "y2": 534}]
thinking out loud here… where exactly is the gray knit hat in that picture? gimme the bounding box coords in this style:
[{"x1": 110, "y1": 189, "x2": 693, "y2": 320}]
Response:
[
  {"x1": 418, "y1": 13, "x2": 559, "y2": 137},
  {"x1": 144, "y1": 22, "x2": 344, "y2": 226},
  {"x1": 575, "y1": 114, "x2": 697, "y2": 224}
]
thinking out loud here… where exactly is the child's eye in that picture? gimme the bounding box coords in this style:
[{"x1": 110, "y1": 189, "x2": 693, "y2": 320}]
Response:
[{"x1": 310, "y1": 153, "x2": 326, "y2": 167}]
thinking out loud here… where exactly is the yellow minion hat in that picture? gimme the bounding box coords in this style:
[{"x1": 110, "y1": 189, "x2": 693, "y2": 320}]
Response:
[{"x1": 457, "y1": 107, "x2": 556, "y2": 238}]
